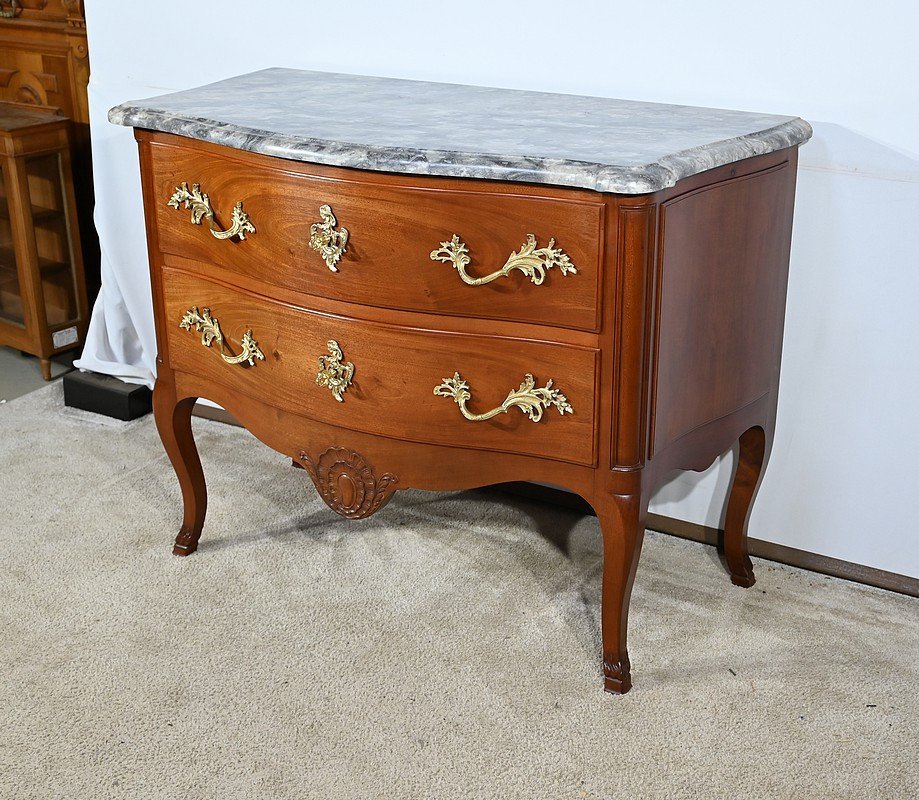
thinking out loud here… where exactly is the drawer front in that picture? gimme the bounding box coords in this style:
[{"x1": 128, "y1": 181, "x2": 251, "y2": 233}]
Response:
[
  {"x1": 149, "y1": 138, "x2": 604, "y2": 332},
  {"x1": 161, "y1": 268, "x2": 598, "y2": 466}
]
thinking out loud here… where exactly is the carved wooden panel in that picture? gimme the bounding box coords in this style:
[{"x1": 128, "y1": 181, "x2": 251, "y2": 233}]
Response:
[
  {"x1": 0, "y1": 51, "x2": 68, "y2": 113},
  {"x1": 299, "y1": 447, "x2": 398, "y2": 519},
  {"x1": 0, "y1": 2, "x2": 88, "y2": 122},
  {"x1": 0, "y1": 1, "x2": 84, "y2": 24}
]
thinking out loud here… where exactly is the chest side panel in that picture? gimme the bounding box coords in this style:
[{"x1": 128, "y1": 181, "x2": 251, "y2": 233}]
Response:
[{"x1": 649, "y1": 157, "x2": 797, "y2": 459}]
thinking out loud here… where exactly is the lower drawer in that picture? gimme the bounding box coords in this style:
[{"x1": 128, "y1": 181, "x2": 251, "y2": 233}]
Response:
[{"x1": 161, "y1": 268, "x2": 599, "y2": 466}]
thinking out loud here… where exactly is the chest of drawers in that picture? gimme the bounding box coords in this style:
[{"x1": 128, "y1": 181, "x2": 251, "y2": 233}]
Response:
[{"x1": 113, "y1": 69, "x2": 811, "y2": 694}]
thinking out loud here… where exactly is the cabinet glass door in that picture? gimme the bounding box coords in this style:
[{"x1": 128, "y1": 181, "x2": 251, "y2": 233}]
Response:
[
  {"x1": 27, "y1": 153, "x2": 79, "y2": 327},
  {"x1": 0, "y1": 161, "x2": 24, "y2": 326}
]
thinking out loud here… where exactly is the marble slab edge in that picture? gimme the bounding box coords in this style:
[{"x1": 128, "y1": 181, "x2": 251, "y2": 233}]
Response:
[{"x1": 109, "y1": 105, "x2": 812, "y2": 195}]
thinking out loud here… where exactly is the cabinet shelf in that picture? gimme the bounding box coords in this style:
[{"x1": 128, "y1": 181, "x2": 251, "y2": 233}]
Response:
[
  {"x1": 0, "y1": 245, "x2": 68, "y2": 274},
  {"x1": 0, "y1": 202, "x2": 62, "y2": 223}
]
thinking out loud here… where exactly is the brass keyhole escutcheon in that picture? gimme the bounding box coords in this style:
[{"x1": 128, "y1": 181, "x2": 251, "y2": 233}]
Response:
[
  {"x1": 316, "y1": 339, "x2": 354, "y2": 401},
  {"x1": 309, "y1": 205, "x2": 349, "y2": 271}
]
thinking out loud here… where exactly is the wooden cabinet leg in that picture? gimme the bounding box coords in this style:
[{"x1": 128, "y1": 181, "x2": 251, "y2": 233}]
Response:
[
  {"x1": 40, "y1": 359, "x2": 52, "y2": 381},
  {"x1": 597, "y1": 491, "x2": 648, "y2": 695},
  {"x1": 153, "y1": 382, "x2": 207, "y2": 556},
  {"x1": 722, "y1": 425, "x2": 767, "y2": 588}
]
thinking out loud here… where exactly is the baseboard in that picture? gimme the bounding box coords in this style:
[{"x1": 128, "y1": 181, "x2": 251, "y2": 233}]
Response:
[
  {"x1": 488, "y1": 482, "x2": 919, "y2": 598},
  {"x1": 646, "y1": 513, "x2": 918, "y2": 598},
  {"x1": 185, "y1": 413, "x2": 919, "y2": 599}
]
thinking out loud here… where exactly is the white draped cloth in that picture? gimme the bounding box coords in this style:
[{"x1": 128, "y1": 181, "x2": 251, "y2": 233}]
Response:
[{"x1": 73, "y1": 80, "x2": 158, "y2": 387}]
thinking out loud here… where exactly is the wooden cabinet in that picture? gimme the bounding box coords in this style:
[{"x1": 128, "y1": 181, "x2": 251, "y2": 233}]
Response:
[
  {"x1": 0, "y1": 0, "x2": 98, "y2": 296},
  {"x1": 117, "y1": 69, "x2": 810, "y2": 694},
  {"x1": 0, "y1": 104, "x2": 87, "y2": 378}
]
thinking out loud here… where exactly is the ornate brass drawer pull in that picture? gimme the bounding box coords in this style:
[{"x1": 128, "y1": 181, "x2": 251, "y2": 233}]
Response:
[
  {"x1": 316, "y1": 340, "x2": 354, "y2": 401},
  {"x1": 309, "y1": 205, "x2": 349, "y2": 271},
  {"x1": 168, "y1": 182, "x2": 256, "y2": 241},
  {"x1": 179, "y1": 307, "x2": 265, "y2": 367},
  {"x1": 430, "y1": 234, "x2": 577, "y2": 287},
  {"x1": 434, "y1": 372, "x2": 573, "y2": 423}
]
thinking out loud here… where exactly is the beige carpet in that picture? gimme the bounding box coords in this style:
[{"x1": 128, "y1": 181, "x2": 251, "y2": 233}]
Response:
[{"x1": 1, "y1": 385, "x2": 916, "y2": 799}]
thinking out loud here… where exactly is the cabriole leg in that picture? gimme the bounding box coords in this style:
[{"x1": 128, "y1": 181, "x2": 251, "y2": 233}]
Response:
[
  {"x1": 722, "y1": 425, "x2": 767, "y2": 587},
  {"x1": 597, "y1": 492, "x2": 647, "y2": 695},
  {"x1": 153, "y1": 382, "x2": 207, "y2": 556}
]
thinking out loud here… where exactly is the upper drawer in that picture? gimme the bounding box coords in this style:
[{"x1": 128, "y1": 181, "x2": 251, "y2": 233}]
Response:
[{"x1": 145, "y1": 136, "x2": 605, "y2": 332}]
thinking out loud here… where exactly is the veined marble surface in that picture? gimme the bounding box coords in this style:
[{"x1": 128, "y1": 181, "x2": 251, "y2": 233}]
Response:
[{"x1": 110, "y1": 68, "x2": 812, "y2": 194}]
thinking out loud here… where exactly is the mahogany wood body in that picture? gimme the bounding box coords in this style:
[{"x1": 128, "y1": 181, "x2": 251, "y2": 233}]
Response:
[{"x1": 137, "y1": 129, "x2": 800, "y2": 694}]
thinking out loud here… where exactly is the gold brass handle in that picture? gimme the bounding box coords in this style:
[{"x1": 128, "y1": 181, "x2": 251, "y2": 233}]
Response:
[
  {"x1": 434, "y1": 372, "x2": 573, "y2": 423},
  {"x1": 179, "y1": 307, "x2": 265, "y2": 367},
  {"x1": 430, "y1": 234, "x2": 577, "y2": 287},
  {"x1": 168, "y1": 182, "x2": 256, "y2": 241},
  {"x1": 309, "y1": 205, "x2": 349, "y2": 271},
  {"x1": 316, "y1": 340, "x2": 354, "y2": 401}
]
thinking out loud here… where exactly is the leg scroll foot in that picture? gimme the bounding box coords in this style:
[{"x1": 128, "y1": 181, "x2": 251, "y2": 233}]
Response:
[
  {"x1": 722, "y1": 426, "x2": 767, "y2": 588},
  {"x1": 730, "y1": 566, "x2": 756, "y2": 589},
  {"x1": 603, "y1": 655, "x2": 633, "y2": 695},
  {"x1": 597, "y1": 491, "x2": 647, "y2": 696},
  {"x1": 172, "y1": 527, "x2": 200, "y2": 557},
  {"x1": 153, "y1": 378, "x2": 207, "y2": 556}
]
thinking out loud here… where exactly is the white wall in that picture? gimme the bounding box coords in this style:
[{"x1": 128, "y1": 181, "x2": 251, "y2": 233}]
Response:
[{"x1": 80, "y1": 0, "x2": 919, "y2": 578}]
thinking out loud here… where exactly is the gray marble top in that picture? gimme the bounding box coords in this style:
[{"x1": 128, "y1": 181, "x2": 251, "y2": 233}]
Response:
[{"x1": 110, "y1": 68, "x2": 811, "y2": 194}]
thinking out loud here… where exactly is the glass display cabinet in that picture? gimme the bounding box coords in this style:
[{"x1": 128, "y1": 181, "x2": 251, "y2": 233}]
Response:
[{"x1": 0, "y1": 103, "x2": 87, "y2": 380}]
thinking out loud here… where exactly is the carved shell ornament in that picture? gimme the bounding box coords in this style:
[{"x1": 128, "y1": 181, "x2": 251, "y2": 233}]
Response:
[{"x1": 299, "y1": 447, "x2": 398, "y2": 519}]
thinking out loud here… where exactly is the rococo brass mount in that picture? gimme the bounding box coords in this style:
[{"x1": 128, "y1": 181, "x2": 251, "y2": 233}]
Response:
[
  {"x1": 430, "y1": 234, "x2": 577, "y2": 287},
  {"x1": 179, "y1": 306, "x2": 265, "y2": 367},
  {"x1": 434, "y1": 372, "x2": 573, "y2": 423},
  {"x1": 309, "y1": 204, "x2": 349, "y2": 271},
  {"x1": 168, "y1": 182, "x2": 256, "y2": 241},
  {"x1": 316, "y1": 339, "x2": 354, "y2": 401}
]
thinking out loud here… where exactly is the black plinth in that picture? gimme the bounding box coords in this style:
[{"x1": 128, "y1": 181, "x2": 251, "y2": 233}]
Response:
[{"x1": 62, "y1": 369, "x2": 152, "y2": 421}]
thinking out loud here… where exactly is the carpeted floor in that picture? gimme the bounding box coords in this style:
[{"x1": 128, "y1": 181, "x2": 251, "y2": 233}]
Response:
[{"x1": 1, "y1": 385, "x2": 917, "y2": 799}]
